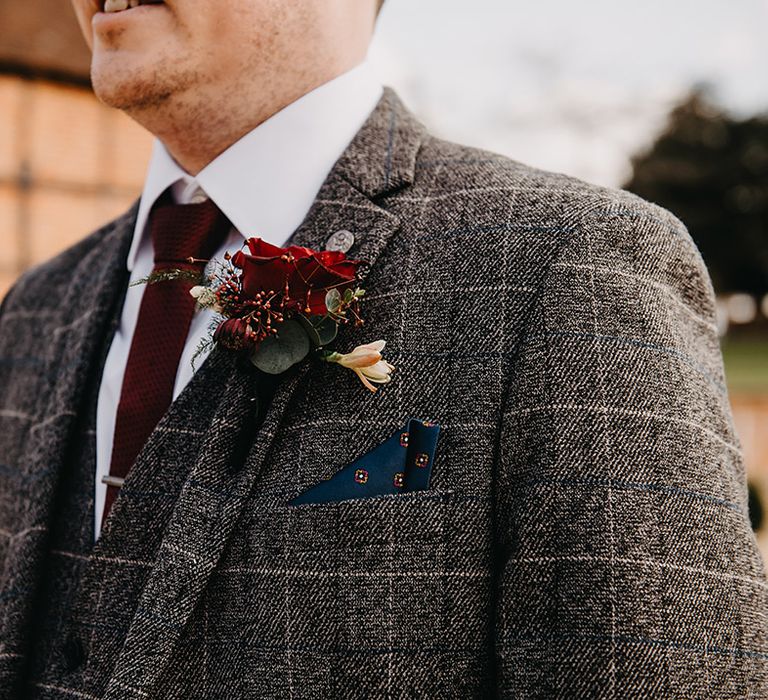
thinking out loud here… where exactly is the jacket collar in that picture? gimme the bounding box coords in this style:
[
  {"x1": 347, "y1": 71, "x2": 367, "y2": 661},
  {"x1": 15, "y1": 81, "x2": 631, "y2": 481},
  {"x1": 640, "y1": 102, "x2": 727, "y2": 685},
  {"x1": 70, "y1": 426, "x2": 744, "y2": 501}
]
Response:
[{"x1": 332, "y1": 86, "x2": 427, "y2": 199}]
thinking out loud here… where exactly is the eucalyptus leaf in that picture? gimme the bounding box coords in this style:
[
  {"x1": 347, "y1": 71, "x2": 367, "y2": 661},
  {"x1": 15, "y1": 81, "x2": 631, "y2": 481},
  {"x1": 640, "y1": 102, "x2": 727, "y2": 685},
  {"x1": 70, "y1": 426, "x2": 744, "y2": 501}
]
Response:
[
  {"x1": 296, "y1": 314, "x2": 322, "y2": 346},
  {"x1": 325, "y1": 288, "x2": 342, "y2": 314},
  {"x1": 297, "y1": 314, "x2": 338, "y2": 347},
  {"x1": 250, "y1": 319, "x2": 310, "y2": 374},
  {"x1": 313, "y1": 316, "x2": 339, "y2": 345}
]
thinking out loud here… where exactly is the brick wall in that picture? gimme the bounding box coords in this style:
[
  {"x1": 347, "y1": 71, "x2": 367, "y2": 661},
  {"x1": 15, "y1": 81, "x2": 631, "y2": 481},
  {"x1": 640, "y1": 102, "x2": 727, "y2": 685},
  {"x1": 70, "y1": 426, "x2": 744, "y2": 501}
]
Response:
[{"x1": 0, "y1": 73, "x2": 151, "y2": 297}]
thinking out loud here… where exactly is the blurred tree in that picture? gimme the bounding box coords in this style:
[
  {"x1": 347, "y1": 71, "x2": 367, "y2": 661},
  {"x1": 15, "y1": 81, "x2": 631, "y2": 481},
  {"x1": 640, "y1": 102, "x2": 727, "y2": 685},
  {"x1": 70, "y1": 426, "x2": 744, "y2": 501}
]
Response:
[{"x1": 625, "y1": 89, "x2": 768, "y2": 296}]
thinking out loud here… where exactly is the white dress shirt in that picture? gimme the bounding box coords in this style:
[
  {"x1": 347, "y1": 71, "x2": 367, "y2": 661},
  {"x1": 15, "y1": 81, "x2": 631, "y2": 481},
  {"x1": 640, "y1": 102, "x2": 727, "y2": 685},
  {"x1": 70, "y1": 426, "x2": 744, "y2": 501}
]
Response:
[{"x1": 94, "y1": 62, "x2": 383, "y2": 539}]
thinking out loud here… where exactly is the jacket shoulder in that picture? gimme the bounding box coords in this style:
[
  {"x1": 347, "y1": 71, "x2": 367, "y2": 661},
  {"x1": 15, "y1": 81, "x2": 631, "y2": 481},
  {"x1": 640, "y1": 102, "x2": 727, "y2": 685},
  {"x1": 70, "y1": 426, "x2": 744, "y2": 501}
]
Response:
[
  {"x1": 404, "y1": 135, "x2": 712, "y2": 319},
  {"x1": 412, "y1": 136, "x2": 703, "y2": 269},
  {"x1": 412, "y1": 134, "x2": 689, "y2": 237}
]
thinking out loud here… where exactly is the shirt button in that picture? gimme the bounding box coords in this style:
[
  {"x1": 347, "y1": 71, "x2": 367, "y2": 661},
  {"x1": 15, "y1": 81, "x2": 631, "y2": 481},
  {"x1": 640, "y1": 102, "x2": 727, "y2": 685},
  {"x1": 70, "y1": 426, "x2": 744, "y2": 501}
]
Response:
[
  {"x1": 325, "y1": 229, "x2": 355, "y2": 253},
  {"x1": 189, "y1": 189, "x2": 208, "y2": 204}
]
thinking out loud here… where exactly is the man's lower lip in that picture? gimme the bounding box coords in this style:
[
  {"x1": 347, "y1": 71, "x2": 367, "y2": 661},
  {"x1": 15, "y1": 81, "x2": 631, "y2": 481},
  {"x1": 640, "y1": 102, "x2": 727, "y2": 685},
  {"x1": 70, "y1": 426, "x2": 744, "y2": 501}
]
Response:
[{"x1": 92, "y1": 4, "x2": 166, "y2": 27}]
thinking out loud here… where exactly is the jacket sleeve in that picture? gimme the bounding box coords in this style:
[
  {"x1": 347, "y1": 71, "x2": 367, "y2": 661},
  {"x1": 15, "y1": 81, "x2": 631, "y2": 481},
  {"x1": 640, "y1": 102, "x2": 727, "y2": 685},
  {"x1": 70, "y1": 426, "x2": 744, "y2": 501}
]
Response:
[{"x1": 492, "y1": 197, "x2": 768, "y2": 698}]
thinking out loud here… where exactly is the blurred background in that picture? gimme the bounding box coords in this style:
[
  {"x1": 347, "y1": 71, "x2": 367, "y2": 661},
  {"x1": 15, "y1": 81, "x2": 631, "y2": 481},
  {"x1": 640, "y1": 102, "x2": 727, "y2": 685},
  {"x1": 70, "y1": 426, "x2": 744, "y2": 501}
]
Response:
[{"x1": 0, "y1": 0, "x2": 766, "y2": 556}]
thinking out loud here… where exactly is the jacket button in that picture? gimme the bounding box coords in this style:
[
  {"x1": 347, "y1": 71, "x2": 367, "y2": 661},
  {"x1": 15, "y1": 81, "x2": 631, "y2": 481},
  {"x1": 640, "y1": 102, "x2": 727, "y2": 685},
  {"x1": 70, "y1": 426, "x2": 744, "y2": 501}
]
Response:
[
  {"x1": 61, "y1": 634, "x2": 87, "y2": 672},
  {"x1": 325, "y1": 229, "x2": 355, "y2": 253}
]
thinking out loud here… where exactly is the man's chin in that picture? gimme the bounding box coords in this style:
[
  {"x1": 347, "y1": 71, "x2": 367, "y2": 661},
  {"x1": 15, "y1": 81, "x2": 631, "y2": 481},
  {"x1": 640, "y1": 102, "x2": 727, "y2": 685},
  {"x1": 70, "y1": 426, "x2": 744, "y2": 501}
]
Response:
[{"x1": 90, "y1": 60, "x2": 173, "y2": 112}]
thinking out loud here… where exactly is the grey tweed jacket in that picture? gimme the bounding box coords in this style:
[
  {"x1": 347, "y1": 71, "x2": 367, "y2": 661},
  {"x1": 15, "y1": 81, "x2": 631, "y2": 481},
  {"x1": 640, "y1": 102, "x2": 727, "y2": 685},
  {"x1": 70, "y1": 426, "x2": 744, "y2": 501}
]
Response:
[{"x1": 0, "y1": 87, "x2": 766, "y2": 699}]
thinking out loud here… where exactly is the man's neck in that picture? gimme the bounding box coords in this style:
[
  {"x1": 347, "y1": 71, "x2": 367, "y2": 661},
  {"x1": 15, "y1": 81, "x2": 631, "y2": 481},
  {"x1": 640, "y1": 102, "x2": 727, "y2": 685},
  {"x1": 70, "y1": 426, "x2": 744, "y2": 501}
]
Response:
[
  {"x1": 125, "y1": 60, "x2": 383, "y2": 273},
  {"x1": 127, "y1": 65, "x2": 356, "y2": 176}
]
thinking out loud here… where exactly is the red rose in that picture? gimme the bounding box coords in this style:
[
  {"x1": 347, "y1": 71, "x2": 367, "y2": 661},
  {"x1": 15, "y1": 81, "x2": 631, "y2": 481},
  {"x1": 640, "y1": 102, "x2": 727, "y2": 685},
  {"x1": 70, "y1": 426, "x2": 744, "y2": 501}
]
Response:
[
  {"x1": 232, "y1": 238, "x2": 314, "y2": 297},
  {"x1": 233, "y1": 237, "x2": 361, "y2": 315},
  {"x1": 290, "y1": 250, "x2": 361, "y2": 315}
]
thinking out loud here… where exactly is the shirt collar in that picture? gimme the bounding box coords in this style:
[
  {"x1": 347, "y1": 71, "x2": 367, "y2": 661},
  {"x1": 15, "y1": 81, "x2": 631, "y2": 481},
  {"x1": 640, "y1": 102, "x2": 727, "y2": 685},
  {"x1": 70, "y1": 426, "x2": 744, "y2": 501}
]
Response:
[{"x1": 127, "y1": 60, "x2": 383, "y2": 271}]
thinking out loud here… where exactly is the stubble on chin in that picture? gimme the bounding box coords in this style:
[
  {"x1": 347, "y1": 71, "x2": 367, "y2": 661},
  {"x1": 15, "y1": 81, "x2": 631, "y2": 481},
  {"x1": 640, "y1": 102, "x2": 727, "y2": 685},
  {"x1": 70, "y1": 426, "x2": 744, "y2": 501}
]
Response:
[{"x1": 90, "y1": 59, "x2": 198, "y2": 114}]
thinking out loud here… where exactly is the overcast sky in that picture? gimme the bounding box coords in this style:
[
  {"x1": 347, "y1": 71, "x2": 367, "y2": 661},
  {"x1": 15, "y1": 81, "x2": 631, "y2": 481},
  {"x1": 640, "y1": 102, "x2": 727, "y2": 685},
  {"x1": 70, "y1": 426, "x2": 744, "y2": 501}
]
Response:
[{"x1": 369, "y1": 0, "x2": 768, "y2": 187}]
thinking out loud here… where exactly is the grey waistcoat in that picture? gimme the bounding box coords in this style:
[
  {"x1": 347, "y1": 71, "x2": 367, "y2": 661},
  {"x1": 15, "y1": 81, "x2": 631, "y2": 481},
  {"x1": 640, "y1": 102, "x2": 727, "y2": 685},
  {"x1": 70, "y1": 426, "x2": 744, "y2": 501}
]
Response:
[{"x1": 23, "y1": 274, "x2": 124, "y2": 694}]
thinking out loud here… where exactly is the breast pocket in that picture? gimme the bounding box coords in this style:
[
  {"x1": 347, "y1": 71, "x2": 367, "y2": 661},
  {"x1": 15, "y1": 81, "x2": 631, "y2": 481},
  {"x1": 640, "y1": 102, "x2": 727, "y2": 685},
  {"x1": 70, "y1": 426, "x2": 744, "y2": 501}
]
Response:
[
  {"x1": 285, "y1": 488, "x2": 452, "y2": 549},
  {"x1": 209, "y1": 488, "x2": 491, "y2": 694},
  {"x1": 288, "y1": 418, "x2": 442, "y2": 506},
  {"x1": 255, "y1": 490, "x2": 457, "y2": 650}
]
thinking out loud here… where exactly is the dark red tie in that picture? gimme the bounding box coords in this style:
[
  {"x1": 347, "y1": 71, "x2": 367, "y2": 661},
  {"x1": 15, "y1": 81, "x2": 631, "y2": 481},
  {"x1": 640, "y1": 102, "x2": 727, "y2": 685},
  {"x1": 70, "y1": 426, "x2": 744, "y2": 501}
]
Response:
[{"x1": 102, "y1": 193, "x2": 231, "y2": 523}]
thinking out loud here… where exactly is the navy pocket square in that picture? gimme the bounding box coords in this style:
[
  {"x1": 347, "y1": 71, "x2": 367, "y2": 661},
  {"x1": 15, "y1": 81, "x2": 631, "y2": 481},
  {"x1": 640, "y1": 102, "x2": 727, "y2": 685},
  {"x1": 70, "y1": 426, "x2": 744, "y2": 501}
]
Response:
[{"x1": 289, "y1": 418, "x2": 441, "y2": 505}]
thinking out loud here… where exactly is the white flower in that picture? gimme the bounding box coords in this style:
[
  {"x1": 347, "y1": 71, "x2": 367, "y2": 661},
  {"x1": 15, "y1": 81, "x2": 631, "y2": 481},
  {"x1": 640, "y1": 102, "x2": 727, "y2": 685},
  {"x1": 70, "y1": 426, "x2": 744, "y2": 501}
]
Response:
[{"x1": 326, "y1": 340, "x2": 395, "y2": 392}]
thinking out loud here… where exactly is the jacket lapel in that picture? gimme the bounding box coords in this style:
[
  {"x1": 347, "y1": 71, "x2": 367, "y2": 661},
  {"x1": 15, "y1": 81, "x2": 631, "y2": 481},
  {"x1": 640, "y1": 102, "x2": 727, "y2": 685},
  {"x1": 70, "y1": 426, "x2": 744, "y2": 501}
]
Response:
[
  {"x1": 0, "y1": 204, "x2": 136, "y2": 690},
  {"x1": 103, "y1": 87, "x2": 427, "y2": 699}
]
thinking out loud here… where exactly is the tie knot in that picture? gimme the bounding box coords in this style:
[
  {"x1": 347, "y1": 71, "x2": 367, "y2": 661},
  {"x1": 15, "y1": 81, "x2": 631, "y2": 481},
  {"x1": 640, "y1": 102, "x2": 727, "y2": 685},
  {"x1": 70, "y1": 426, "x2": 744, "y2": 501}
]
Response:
[{"x1": 149, "y1": 195, "x2": 231, "y2": 269}]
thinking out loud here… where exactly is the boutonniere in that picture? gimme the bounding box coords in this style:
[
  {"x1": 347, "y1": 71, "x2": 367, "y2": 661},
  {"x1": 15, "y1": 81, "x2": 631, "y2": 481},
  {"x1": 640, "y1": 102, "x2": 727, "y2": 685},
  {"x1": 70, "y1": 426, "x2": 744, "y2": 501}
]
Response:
[{"x1": 150, "y1": 237, "x2": 394, "y2": 392}]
